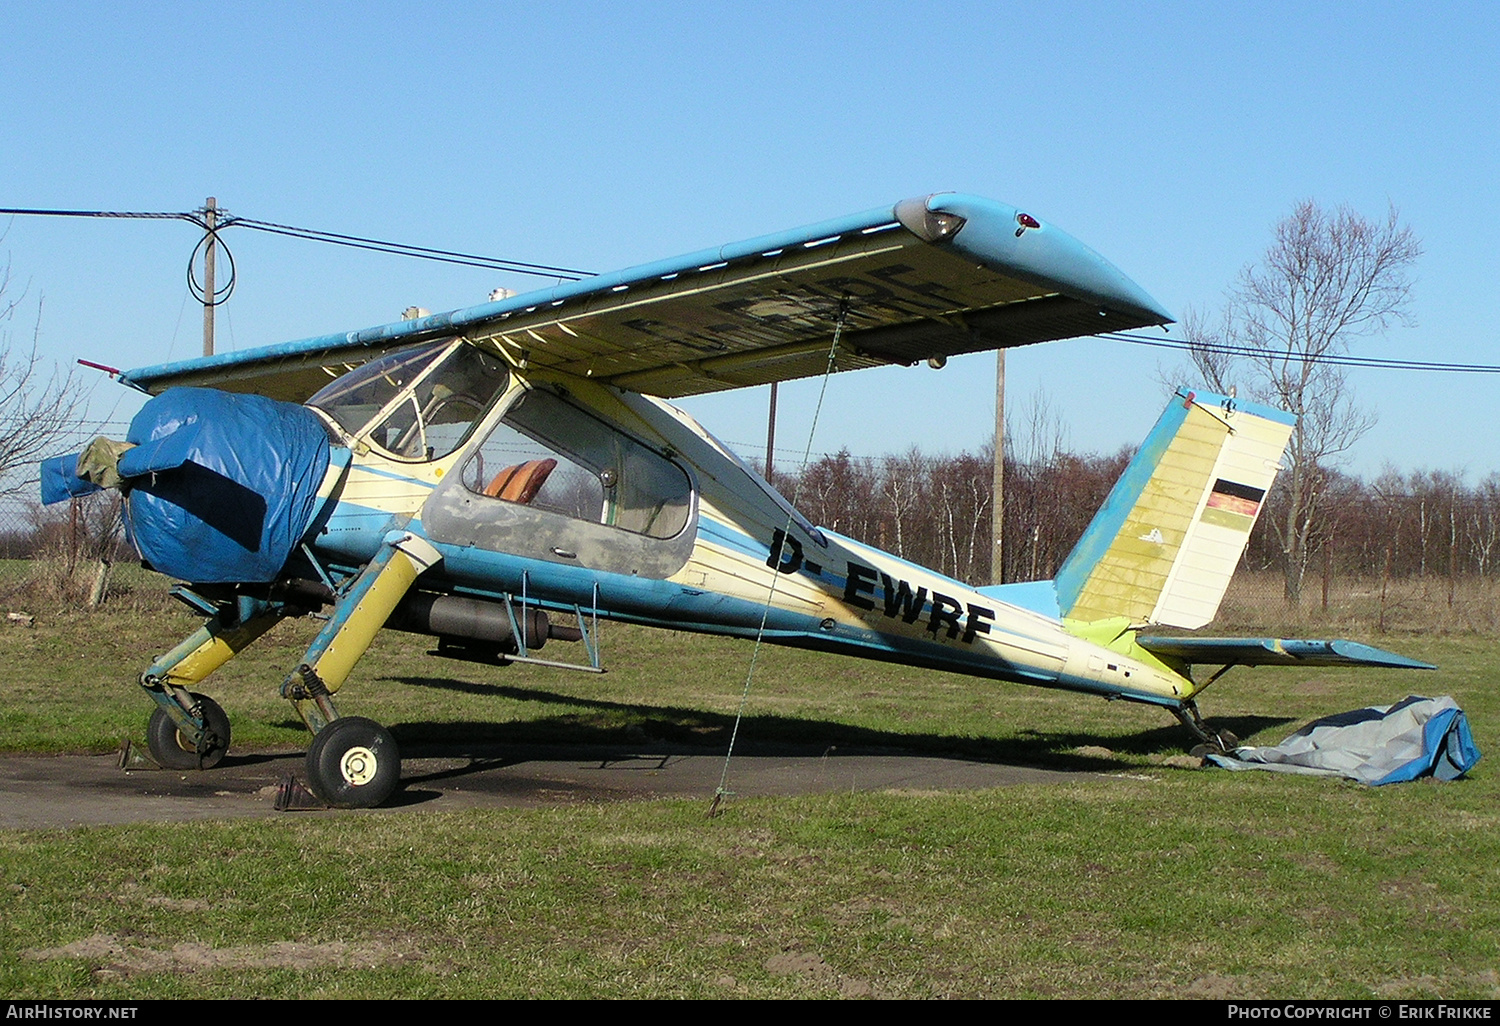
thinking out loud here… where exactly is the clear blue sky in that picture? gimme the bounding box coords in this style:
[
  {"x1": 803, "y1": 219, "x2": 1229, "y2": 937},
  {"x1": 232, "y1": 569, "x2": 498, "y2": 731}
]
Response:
[{"x1": 3, "y1": 1, "x2": 1496, "y2": 480}]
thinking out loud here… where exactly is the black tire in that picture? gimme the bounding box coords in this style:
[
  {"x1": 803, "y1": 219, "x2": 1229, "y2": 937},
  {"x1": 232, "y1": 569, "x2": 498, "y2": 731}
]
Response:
[
  {"x1": 146, "y1": 694, "x2": 231, "y2": 770},
  {"x1": 305, "y1": 717, "x2": 401, "y2": 809}
]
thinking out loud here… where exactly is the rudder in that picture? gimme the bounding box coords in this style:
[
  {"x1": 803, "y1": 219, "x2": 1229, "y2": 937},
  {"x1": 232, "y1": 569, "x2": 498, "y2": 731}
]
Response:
[{"x1": 1054, "y1": 388, "x2": 1293, "y2": 629}]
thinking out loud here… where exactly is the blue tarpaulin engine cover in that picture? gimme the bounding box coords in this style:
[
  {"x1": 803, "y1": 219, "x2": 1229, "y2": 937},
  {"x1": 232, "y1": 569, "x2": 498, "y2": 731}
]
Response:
[
  {"x1": 1207, "y1": 695, "x2": 1480, "y2": 785},
  {"x1": 121, "y1": 387, "x2": 332, "y2": 583}
]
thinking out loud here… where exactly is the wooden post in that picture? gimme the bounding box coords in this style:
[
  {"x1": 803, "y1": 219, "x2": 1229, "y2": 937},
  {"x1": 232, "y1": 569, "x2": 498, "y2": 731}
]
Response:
[
  {"x1": 1322, "y1": 524, "x2": 1333, "y2": 611},
  {"x1": 202, "y1": 197, "x2": 216, "y2": 356},
  {"x1": 991, "y1": 351, "x2": 1005, "y2": 584},
  {"x1": 765, "y1": 382, "x2": 778, "y2": 480}
]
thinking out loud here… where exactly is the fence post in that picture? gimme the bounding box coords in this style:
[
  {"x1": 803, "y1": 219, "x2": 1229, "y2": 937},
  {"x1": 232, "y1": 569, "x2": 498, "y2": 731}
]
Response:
[
  {"x1": 1378, "y1": 542, "x2": 1393, "y2": 634},
  {"x1": 1322, "y1": 526, "x2": 1334, "y2": 612},
  {"x1": 88, "y1": 560, "x2": 110, "y2": 609}
]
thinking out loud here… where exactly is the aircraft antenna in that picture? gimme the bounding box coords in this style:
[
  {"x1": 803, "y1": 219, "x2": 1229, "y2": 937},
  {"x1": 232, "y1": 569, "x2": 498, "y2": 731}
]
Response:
[{"x1": 709, "y1": 299, "x2": 850, "y2": 819}]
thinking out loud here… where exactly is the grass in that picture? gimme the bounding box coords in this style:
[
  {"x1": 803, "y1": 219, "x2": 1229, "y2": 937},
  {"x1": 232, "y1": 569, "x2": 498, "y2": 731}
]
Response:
[
  {"x1": 3, "y1": 777, "x2": 1495, "y2": 998},
  {"x1": 0, "y1": 601, "x2": 1494, "y2": 998}
]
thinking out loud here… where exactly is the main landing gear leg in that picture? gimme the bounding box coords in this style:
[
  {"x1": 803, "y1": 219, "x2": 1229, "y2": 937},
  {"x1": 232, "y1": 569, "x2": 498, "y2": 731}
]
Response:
[
  {"x1": 137, "y1": 598, "x2": 289, "y2": 769},
  {"x1": 280, "y1": 530, "x2": 441, "y2": 808},
  {"x1": 1173, "y1": 700, "x2": 1241, "y2": 756}
]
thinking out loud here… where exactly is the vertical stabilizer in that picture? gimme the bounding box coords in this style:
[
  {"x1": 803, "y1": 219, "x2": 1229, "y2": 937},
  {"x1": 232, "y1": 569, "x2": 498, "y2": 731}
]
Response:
[{"x1": 1054, "y1": 389, "x2": 1294, "y2": 629}]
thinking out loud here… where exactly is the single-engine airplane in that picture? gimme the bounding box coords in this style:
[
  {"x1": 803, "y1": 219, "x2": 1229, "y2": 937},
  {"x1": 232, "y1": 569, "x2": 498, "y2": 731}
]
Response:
[{"x1": 41, "y1": 193, "x2": 1430, "y2": 807}]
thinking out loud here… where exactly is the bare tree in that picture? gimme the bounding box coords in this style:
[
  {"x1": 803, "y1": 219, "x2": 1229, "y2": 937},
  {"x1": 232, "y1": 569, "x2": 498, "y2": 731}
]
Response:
[
  {"x1": 0, "y1": 254, "x2": 89, "y2": 496},
  {"x1": 1188, "y1": 201, "x2": 1421, "y2": 606},
  {"x1": 1468, "y1": 474, "x2": 1500, "y2": 579},
  {"x1": 879, "y1": 447, "x2": 928, "y2": 558},
  {"x1": 1181, "y1": 305, "x2": 1238, "y2": 395}
]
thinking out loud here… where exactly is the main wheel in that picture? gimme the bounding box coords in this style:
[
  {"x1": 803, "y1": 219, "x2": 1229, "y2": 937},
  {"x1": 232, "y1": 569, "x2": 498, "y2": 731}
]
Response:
[
  {"x1": 305, "y1": 716, "x2": 400, "y2": 808},
  {"x1": 146, "y1": 694, "x2": 231, "y2": 770}
]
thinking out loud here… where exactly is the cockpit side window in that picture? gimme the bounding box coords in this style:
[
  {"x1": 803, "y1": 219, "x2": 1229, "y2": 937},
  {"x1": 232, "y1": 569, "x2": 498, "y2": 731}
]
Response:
[
  {"x1": 308, "y1": 341, "x2": 509, "y2": 462},
  {"x1": 461, "y1": 388, "x2": 693, "y2": 539}
]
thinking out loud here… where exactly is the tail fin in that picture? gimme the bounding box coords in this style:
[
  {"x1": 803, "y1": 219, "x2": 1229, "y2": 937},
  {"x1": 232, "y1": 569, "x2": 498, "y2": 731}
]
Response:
[{"x1": 1054, "y1": 388, "x2": 1294, "y2": 629}]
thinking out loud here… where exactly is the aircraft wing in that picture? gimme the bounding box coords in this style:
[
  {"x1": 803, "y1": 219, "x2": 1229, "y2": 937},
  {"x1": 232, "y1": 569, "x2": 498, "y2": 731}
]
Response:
[
  {"x1": 117, "y1": 193, "x2": 1173, "y2": 402},
  {"x1": 1136, "y1": 636, "x2": 1436, "y2": 670}
]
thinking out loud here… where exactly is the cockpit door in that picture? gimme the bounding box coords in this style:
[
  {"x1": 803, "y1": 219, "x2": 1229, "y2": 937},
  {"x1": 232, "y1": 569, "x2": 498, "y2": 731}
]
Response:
[{"x1": 421, "y1": 384, "x2": 698, "y2": 579}]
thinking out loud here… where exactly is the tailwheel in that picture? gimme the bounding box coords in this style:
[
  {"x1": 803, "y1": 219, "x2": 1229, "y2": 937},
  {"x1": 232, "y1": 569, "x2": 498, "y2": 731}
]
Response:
[
  {"x1": 147, "y1": 693, "x2": 232, "y2": 770},
  {"x1": 1175, "y1": 701, "x2": 1240, "y2": 757},
  {"x1": 305, "y1": 717, "x2": 400, "y2": 808}
]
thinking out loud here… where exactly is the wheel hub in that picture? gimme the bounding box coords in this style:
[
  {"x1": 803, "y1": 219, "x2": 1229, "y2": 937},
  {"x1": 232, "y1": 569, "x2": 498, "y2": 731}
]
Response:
[{"x1": 339, "y1": 746, "x2": 378, "y2": 786}]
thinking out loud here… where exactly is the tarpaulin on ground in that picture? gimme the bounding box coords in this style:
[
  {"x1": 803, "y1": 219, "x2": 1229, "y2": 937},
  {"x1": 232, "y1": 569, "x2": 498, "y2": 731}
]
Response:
[{"x1": 1206, "y1": 696, "x2": 1480, "y2": 785}]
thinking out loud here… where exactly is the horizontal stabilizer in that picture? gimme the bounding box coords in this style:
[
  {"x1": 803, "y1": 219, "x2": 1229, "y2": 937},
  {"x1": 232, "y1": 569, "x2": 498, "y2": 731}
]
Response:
[{"x1": 1136, "y1": 636, "x2": 1435, "y2": 670}]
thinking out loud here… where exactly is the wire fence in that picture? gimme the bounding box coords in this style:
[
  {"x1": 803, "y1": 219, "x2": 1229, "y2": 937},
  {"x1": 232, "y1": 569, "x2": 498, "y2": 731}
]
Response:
[{"x1": 0, "y1": 491, "x2": 169, "y2": 613}]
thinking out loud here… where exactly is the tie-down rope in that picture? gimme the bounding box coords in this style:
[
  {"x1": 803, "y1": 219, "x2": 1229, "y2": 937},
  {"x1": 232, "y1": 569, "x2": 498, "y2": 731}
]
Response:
[{"x1": 708, "y1": 300, "x2": 850, "y2": 818}]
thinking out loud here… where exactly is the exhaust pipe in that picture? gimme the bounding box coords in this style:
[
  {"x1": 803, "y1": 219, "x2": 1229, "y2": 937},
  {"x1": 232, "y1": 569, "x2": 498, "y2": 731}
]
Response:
[{"x1": 385, "y1": 592, "x2": 582, "y2": 652}]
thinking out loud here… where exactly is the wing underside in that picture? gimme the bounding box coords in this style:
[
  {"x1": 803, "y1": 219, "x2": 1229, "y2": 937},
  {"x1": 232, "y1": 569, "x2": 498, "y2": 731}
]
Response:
[{"x1": 119, "y1": 193, "x2": 1173, "y2": 402}]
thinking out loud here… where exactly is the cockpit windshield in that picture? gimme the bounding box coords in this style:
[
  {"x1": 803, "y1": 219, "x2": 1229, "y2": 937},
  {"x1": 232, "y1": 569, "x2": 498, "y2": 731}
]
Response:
[{"x1": 308, "y1": 340, "x2": 510, "y2": 462}]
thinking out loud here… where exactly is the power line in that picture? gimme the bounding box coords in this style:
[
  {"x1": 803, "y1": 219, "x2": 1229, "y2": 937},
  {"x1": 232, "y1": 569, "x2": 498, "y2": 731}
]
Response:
[
  {"x1": 0, "y1": 208, "x2": 202, "y2": 224},
  {"x1": 227, "y1": 216, "x2": 592, "y2": 279},
  {"x1": 0, "y1": 206, "x2": 594, "y2": 280},
  {"x1": 1102, "y1": 330, "x2": 1500, "y2": 375}
]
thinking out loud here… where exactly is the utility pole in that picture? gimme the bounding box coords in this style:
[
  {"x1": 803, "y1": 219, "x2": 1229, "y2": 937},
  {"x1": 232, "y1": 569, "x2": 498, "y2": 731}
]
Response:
[
  {"x1": 991, "y1": 350, "x2": 1005, "y2": 584},
  {"x1": 765, "y1": 381, "x2": 778, "y2": 479},
  {"x1": 202, "y1": 196, "x2": 216, "y2": 356}
]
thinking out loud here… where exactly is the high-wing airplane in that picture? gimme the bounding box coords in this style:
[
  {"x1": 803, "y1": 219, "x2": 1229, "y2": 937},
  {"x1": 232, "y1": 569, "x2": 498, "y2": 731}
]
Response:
[{"x1": 40, "y1": 193, "x2": 1430, "y2": 807}]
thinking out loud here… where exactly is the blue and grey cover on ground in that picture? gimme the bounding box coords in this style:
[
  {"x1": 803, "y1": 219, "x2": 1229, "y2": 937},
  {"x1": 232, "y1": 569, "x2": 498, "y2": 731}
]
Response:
[{"x1": 1208, "y1": 696, "x2": 1480, "y2": 785}]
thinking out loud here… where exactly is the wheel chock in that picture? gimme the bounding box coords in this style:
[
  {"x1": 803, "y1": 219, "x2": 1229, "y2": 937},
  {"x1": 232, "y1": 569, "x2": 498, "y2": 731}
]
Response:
[
  {"x1": 274, "y1": 775, "x2": 326, "y2": 811},
  {"x1": 118, "y1": 739, "x2": 162, "y2": 771}
]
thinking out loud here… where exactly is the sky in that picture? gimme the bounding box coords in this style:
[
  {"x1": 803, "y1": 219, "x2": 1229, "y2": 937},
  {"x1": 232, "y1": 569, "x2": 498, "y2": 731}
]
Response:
[{"x1": 2, "y1": 1, "x2": 1497, "y2": 482}]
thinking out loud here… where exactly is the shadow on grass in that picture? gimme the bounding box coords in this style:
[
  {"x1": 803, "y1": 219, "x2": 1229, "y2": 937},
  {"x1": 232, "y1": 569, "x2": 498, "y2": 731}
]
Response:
[{"x1": 375, "y1": 675, "x2": 1293, "y2": 772}]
